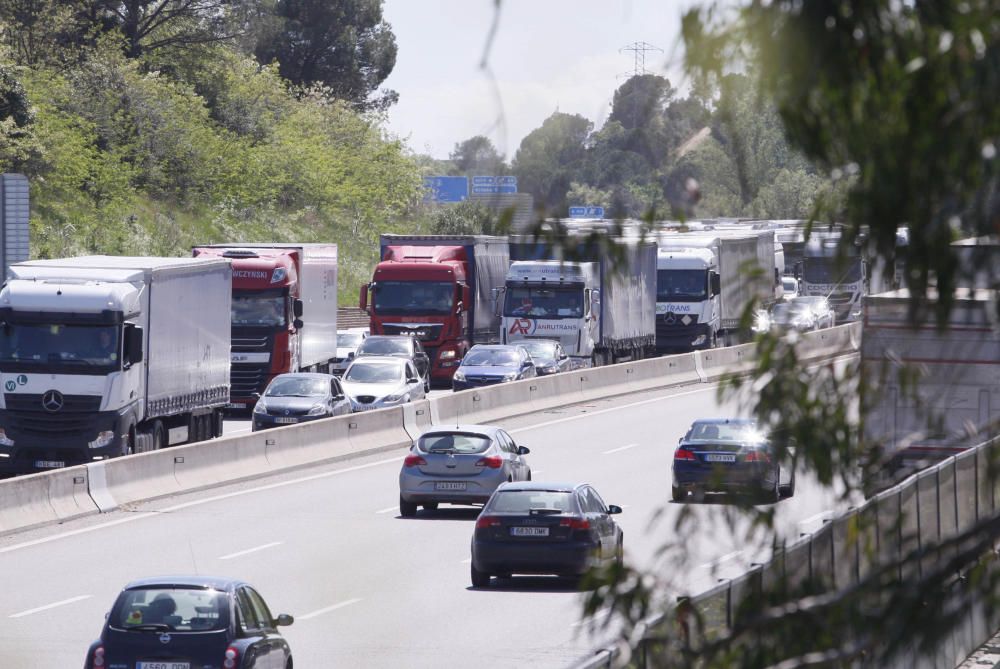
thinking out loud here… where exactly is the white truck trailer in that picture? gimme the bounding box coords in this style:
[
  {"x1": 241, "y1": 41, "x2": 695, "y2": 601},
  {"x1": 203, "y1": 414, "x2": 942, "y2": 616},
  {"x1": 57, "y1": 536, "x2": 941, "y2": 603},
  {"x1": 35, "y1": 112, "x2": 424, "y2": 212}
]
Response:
[{"x1": 0, "y1": 256, "x2": 231, "y2": 475}]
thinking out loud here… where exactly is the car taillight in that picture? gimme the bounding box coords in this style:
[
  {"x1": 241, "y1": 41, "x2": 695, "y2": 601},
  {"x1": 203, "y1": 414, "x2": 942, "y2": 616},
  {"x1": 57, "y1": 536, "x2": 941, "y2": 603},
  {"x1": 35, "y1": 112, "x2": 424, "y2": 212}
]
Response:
[
  {"x1": 674, "y1": 448, "x2": 697, "y2": 461},
  {"x1": 475, "y1": 455, "x2": 503, "y2": 469},
  {"x1": 744, "y1": 451, "x2": 770, "y2": 463},
  {"x1": 223, "y1": 646, "x2": 239, "y2": 669},
  {"x1": 403, "y1": 454, "x2": 427, "y2": 467},
  {"x1": 560, "y1": 517, "x2": 591, "y2": 530},
  {"x1": 92, "y1": 645, "x2": 105, "y2": 668},
  {"x1": 475, "y1": 515, "x2": 501, "y2": 529}
]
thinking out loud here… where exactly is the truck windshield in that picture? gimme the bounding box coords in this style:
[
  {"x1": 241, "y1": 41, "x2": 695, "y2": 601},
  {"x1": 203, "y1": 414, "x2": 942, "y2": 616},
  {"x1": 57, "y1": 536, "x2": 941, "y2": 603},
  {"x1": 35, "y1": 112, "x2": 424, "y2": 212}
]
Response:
[
  {"x1": 503, "y1": 287, "x2": 583, "y2": 318},
  {"x1": 0, "y1": 323, "x2": 121, "y2": 372},
  {"x1": 802, "y1": 258, "x2": 862, "y2": 283},
  {"x1": 656, "y1": 270, "x2": 708, "y2": 302},
  {"x1": 373, "y1": 281, "x2": 454, "y2": 315},
  {"x1": 232, "y1": 291, "x2": 286, "y2": 327}
]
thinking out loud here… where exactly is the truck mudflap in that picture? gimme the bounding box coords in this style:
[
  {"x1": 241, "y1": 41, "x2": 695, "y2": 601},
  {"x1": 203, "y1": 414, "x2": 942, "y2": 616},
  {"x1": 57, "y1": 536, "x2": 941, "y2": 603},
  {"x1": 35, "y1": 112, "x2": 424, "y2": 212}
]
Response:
[{"x1": 0, "y1": 406, "x2": 130, "y2": 475}]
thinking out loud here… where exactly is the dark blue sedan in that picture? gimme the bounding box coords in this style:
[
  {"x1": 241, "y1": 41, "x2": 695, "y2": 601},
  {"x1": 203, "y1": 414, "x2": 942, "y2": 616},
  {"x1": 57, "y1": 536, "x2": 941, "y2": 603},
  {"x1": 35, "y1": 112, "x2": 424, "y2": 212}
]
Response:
[
  {"x1": 85, "y1": 576, "x2": 293, "y2": 669},
  {"x1": 671, "y1": 418, "x2": 795, "y2": 503},
  {"x1": 452, "y1": 344, "x2": 536, "y2": 391}
]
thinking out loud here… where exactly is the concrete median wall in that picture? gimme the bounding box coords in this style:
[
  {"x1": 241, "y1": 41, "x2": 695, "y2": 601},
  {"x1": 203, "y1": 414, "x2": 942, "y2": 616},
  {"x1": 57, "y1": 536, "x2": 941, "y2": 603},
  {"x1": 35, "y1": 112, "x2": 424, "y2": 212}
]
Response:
[{"x1": 0, "y1": 466, "x2": 98, "y2": 534}]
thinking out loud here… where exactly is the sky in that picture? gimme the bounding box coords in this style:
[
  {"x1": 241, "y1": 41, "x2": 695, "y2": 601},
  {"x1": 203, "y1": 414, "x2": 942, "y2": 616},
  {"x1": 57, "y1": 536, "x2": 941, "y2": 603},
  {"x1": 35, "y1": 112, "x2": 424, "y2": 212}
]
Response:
[{"x1": 381, "y1": 0, "x2": 697, "y2": 161}]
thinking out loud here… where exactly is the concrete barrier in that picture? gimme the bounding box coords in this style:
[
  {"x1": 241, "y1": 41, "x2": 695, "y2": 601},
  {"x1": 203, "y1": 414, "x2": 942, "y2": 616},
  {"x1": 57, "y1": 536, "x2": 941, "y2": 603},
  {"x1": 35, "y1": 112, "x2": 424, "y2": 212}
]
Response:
[
  {"x1": 172, "y1": 431, "x2": 270, "y2": 492},
  {"x1": 93, "y1": 446, "x2": 185, "y2": 509},
  {"x1": 0, "y1": 465, "x2": 98, "y2": 535},
  {"x1": 347, "y1": 406, "x2": 414, "y2": 453},
  {"x1": 403, "y1": 400, "x2": 432, "y2": 440},
  {"x1": 263, "y1": 415, "x2": 352, "y2": 470}
]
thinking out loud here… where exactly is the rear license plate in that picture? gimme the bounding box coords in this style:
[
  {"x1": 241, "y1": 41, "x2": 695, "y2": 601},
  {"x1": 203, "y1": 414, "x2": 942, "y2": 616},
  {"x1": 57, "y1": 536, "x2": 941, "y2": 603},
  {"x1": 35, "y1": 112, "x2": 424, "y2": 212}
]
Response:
[
  {"x1": 34, "y1": 460, "x2": 65, "y2": 469},
  {"x1": 511, "y1": 526, "x2": 549, "y2": 537},
  {"x1": 274, "y1": 417, "x2": 298, "y2": 424},
  {"x1": 705, "y1": 454, "x2": 736, "y2": 463},
  {"x1": 354, "y1": 404, "x2": 378, "y2": 411},
  {"x1": 435, "y1": 482, "x2": 467, "y2": 491},
  {"x1": 137, "y1": 662, "x2": 190, "y2": 669},
  {"x1": 226, "y1": 402, "x2": 246, "y2": 409}
]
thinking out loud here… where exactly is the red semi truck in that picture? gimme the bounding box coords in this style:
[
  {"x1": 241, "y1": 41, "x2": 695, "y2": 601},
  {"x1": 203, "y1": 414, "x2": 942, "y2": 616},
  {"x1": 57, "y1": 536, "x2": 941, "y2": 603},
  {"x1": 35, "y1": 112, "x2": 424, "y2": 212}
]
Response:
[
  {"x1": 193, "y1": 244, "x2": 339, "y2": 408},
  {"x1": 360, "y1": 235, "x2": 509, "y2": 385}
]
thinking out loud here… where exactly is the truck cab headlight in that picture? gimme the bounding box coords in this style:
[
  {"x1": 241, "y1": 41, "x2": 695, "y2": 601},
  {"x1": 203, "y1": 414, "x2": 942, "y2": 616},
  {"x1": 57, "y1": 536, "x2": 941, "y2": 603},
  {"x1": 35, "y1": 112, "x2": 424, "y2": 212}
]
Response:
[
  {"x1": 88, "y1": 431, "x2": 115, "y2": 449},
  {"x1": 439, "y1": 350, "x2": 457, "y2": 360}
]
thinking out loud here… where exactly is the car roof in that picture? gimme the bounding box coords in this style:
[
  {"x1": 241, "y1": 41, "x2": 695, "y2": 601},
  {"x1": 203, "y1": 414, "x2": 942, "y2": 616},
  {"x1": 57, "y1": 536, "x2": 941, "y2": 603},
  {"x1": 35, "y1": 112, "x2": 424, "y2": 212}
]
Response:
[
  {"x1": 271, "y1": 372, "x2": 334, "y2": 380},
  {"x1": 497, "y1": 481, "x2": 584, "y2": 493},
  {"x1": 419, "y1": 424, "x2": 503, "y2": 438},
  {"x1": 690, "y1": 417, "x2": 755, "y2": 426},
  {"x1": 123, "y1": 575, "x2": 241, "y2": 592}
]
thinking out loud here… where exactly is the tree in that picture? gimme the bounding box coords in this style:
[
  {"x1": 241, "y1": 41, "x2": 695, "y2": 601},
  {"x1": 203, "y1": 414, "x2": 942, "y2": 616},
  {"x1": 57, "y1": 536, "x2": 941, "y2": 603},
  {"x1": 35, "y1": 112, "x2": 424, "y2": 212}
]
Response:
[
  {"x1": 430, "y1": 200, "x2": 497, "y2": 236},
  {"x1": 511, "y1": 111, "x2": 591, "y2": 211},
  {"x1": 253, "y1": 0, "x2": 398, "y2": 112},
  {"x1": 82, "y1": 0, "x2": 235, "y2": 58},
  {"x1": 449, "y1": 135, "x2": 505, "y2": 176}
]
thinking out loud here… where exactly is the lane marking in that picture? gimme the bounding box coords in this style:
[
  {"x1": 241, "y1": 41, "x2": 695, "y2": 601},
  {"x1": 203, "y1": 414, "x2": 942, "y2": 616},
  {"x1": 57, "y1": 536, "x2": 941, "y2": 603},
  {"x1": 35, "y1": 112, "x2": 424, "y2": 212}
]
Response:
[
  {"x1": 699, "y1": 550, "x2": 743, "y2": 570},
  {"x1": 572, "y1": 607, "x2": 613, "y2": 627},
  {"x1": 603, "y1": 443, "x2": 639, "y2": 455},
  {"x1": 297, "y1": 598, "x2": 362, "y2": 621},
  {"x1": 375, "y1": 505, "x2": 398, "y2": 515},
  {"x1": 218, "y1": 541, "x2": 283, "y2": 561},
  {"x1": 10, "y1": 595, "x2": 91, "y2": 619},
  {"x1": 0, "y1": 456, "x2": 402, "y2": 555}
]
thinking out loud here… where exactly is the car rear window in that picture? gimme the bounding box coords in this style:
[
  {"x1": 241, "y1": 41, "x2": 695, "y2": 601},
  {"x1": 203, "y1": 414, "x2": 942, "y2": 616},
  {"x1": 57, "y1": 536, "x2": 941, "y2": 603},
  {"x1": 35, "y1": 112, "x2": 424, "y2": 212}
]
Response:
[
  {"x1": 111, "y1": 587, "x2": 228, "y2": 632},
  {"x1": 687, "y1": 422, "x2": 764, "y2": 442},
  {"x1": 418, "y1": 432, "x2": 491, "y2": 454},
  {"x1": 345, "y1": 361, "x2": 403, "y2": 383},
  {"x1": 488, "y1": 490, "x2": 578, "y2": 513}
]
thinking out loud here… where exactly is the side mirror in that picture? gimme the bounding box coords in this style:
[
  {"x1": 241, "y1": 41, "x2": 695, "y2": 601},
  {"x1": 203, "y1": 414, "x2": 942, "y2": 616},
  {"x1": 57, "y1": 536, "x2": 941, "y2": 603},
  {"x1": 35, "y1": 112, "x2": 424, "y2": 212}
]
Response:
[
  {"x1": 559, "y1": 352, "x2": 568, "y2": 360},
  {"x1": 293, "y1": 319, "x2": 304, "y2": 329},
  {"x1": 517, "y1": 446, "x2": 530, "y2": 455},
  {"x1": 607, "y1": 504, "x2": 623, "y2": 515},
  {"x1": 123, "y1": 325, "x2": 144, "y2": 366},
  {"x1": 293, "y1": 299, "x2": 304, "y2": 318},
  {"x1": 407, "y1": 378, "x2": 419, "y2": 384},
  {"x1": 274, "y1": 614, "x2": 294, "y2": 627},
  {"x1": 359, "y1": 284, "x2": 369, "y2": 312},
  {"x1": 710, "y1": 273, "x2": 721, "y2": 296},
  {"x1": 462, "y1": 285, "x2": 472, "y2": 307},
  {"x1": 253, "y1": 392, "x2": 261, "y2": 400}
]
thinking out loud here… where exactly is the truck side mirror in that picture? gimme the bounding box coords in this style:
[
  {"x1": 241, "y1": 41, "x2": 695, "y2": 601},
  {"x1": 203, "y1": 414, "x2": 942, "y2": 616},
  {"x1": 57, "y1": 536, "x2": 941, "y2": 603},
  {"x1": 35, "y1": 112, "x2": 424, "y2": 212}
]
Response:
[
  {"x1": 293, "y1": 299, "x2": 304, "y2": 318},
  {"x1": 710, "y1": 273, "x2": 721, "y2": 296},
  {"x1": 359, "y1": 284, "x2": 369, "y2": 312},
  {"x1": 124, "y1": 325, "x2": 144, "y2": 366}
]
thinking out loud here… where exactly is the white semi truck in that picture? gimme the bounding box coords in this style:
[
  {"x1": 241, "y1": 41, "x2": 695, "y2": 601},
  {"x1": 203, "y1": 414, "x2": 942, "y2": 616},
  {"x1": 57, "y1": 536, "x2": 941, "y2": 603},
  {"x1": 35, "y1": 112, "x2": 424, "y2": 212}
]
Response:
[
  {"x1": 654, "y1": 231, "x2": 778, "y2": 353},
  {"x1": 0, "y1": 256, "x2": 232, "y2": 475}
]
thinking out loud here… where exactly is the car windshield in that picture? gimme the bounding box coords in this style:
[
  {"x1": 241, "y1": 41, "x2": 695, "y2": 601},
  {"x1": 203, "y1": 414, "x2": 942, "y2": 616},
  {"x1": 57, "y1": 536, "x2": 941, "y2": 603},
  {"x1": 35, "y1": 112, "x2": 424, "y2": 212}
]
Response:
[
  {"x1": 232, "y1": 291, "x2": 286, "y2": 327},
  {"x1": 337, "y1": 333, "x2": 363, "y2": 348},
  {"x1": 687, "y1": 421, "x2": 766, "y2": 443},
  {"x1": 111, "y1": 587, "x2": 228, "y2": 632},
  {"x1": 657, "y1": 269, "x2": 708, "y2": 302},
  {"x1": 265, "y1": 377, "x2": 328, "y2": 397},
  {"x1": 518, "y1": 341, "x2": 557, "y2": 361},
  {"x1": 345, "y1": 361, "x2": 403, "y2": 383},
  {"x1": 489, "y1": 490, "x2": 578, "y2": 513},
  {"x1": 373, "y1": 281, "x2": 454, "y2": 315},
  {"x1": 0, "y1": 322, "x2": 121, "y2": 372},
  {"x1": 463, "y1": 349, "x2": 519, "y2": 367},
  {"x1": 358, "y1": 338, "x2": 409, "y2": 356},
  {"x1": 503, "y1": 286, "x2": 584, "y2": 318},
  {"x1": 418, "y1": 432, "x2": 492, "y2": 454},
  {"x1": 782, "y1": 278, "x2": 798, "y2": 293},
  {"x1": 771, "y1": 303, "x2": 811, "y2": 322}
]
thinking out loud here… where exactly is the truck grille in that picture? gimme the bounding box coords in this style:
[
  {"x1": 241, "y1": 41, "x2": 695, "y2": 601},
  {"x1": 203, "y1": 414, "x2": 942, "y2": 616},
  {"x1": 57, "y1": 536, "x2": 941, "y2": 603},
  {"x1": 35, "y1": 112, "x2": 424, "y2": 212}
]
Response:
[
  {"x1": 231, "y1": 364, "x2": 270, "y2": 396},
  {"x1": 5, "y1": 394, "x2": 102, "y2": 413},
  {"x1": 232, "y1": 335, "x2": 272, "y2": 352},
  {"x1": 4, "y1": 394, "x2": 103, "y2": 437},
  {"x1": 381, "y1": 323, "x2": 443, "y2": 342}
]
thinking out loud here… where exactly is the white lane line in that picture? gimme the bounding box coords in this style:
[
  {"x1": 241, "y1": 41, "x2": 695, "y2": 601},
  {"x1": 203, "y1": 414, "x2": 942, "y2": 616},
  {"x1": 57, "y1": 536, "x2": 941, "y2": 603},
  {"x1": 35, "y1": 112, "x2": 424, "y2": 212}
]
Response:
[
  {"x1": 297, "y1": 598, "x2": 362, "y2": 621},
  {"x1": 603, "y1": 443, "x2": 639, "y2": 455},
  {"x1": 218, "y1": 541, "x2": 283, "y2": 561},
  {"x1": 699, "y1": 550, "x2": 743, "y2": 570},
  {"x1": 10, "y1": 595, "x2": 92, "y2": 619},
  {"x1": 509, "y1": 385, "x2": 718, "y2": 434},
  {"x1": 571, "y1": 607, "x2": 613, "y2": 627},
  {"x1": 375, "y1": 505, "x2": 398, "y2": 515},
  {"x1": 0, "y1": 456, "x2": 402, "y2": 556}
]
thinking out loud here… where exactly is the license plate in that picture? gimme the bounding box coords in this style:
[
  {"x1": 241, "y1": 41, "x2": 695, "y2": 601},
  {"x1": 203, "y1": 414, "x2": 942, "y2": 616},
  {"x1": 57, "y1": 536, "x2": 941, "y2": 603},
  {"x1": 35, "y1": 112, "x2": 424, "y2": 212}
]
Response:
[
  {"x1": 435, "y1": 482, "x2": 467, "y2": 491},
  {"x1": 137, "y1": 662, "x2": 190, "y2": 669},
  {"x1": 354, "y1": 404, "x2": 379, "y2": 411},
  {"x1": 705, "y1": 454, "x2": 736, "y2": 463},
  {"x1": 226, "y1": 402, "x2": 246, "y2": 409},
  {"x1": 273, "y1": 417, "x2": 298, "y2": 424},
  {"x1": 511, "y1": 526, "x2": 549, "y2": 537},
  {"x1": 34, "y1": 460, "x2": 65, "y2": 469}
]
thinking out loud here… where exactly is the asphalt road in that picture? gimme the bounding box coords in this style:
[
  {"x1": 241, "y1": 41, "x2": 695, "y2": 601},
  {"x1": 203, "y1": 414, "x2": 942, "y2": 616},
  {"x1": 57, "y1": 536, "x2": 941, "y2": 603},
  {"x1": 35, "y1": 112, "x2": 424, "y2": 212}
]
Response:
[{"x1": 0, "y1": 378, "x2": 857, "y2": 668}]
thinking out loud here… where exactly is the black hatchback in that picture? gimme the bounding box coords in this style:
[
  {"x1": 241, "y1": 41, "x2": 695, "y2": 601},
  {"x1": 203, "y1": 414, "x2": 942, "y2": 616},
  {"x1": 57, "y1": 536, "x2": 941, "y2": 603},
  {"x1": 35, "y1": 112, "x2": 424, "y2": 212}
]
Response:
[{"x1": 85, "y1": 575, "x2": 294, "y2": 669}]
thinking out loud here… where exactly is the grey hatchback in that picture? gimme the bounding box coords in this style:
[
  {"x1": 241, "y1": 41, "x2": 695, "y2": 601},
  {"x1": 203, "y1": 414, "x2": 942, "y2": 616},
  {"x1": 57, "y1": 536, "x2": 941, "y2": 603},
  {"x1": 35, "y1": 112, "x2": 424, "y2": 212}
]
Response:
[{"x1": 398, "y1": 425, "x2": 532, "y2": 516}]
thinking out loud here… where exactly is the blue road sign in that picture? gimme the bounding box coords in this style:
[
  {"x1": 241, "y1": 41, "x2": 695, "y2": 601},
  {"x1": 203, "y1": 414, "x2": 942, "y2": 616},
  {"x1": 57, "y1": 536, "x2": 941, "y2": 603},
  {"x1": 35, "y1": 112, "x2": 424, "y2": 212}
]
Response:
[
  {"x1": 569, "y1": 206, "x2": 605, "y2": 218},
  {"x1": 423, "y1": 176, "x2": 468, "y2": 202},
  {"x1": 472, "y1": 176, "x2": 517, "y2": 194}
]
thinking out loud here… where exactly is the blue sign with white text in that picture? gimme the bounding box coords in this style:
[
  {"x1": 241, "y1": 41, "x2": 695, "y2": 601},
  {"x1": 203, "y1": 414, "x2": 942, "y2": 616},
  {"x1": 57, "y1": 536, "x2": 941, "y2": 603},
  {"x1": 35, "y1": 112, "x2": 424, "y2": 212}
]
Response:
[
  {"x1": 423, "y1": 176, "x2": 468, "y2": 202},
  {"x1": 472, "y1": 175, "x2": 517, "y2": 194},
  {"x1": 569, "y1": 206, "x2": 605, "y2": 218}
]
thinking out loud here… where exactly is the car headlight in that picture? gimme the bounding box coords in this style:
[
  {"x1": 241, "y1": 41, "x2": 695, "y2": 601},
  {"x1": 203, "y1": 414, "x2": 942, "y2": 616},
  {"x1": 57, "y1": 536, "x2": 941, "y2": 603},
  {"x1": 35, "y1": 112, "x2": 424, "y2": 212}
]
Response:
[
  {"x1": 439, "y1": 350, "x2": 457, "y2": 360},
  {"x1": 88, "y1": 430, "x2": 115, "y2": 449},
  {"x1": 502, "y1": 372, "x2": 518, "y2": 381},
  {"x1": 453, "y1": 369, "x2": 466, "y2": 381},
  {"x1": 385, "y1": 391, "x2": 406, "y2": 403},
  {"x1": 253, "y1": 401, "x2": 268, "y2": 414},
  {"x1": 306, "y1": 404, "x2": 327, "y2": 416}
]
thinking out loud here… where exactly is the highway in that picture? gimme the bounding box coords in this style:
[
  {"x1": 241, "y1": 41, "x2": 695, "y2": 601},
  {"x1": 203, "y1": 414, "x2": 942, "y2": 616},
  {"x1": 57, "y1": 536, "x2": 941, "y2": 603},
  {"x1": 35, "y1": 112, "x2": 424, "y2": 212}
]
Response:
[{"x1": 0, "y1": 379, "x2": 856, "y2": 668}]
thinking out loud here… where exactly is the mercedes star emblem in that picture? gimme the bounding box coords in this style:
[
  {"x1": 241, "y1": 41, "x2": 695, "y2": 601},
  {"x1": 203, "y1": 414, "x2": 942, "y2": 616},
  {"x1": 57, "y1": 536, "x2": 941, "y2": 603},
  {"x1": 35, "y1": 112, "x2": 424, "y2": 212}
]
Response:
[
  {"x1": 41, "y1": 390, "x2": 64, "y2": 412},
  {"x1": 159, "y1": 633, "x2": 171, "y2": 644}
]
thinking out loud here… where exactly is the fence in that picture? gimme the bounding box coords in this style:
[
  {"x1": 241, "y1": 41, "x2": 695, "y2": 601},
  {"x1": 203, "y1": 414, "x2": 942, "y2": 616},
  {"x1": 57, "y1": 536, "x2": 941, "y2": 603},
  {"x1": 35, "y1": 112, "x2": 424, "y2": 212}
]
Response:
[{"x1": 575, "y1": 434, "x2": 1000, "y2": 668}]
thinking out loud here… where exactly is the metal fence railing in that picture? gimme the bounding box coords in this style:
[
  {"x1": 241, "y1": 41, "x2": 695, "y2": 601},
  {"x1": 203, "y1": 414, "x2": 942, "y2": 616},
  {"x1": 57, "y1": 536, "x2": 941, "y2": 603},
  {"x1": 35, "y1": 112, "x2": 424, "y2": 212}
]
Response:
[{"x1": 573, "y1": 434, "x2": 1000, "y2": 668}]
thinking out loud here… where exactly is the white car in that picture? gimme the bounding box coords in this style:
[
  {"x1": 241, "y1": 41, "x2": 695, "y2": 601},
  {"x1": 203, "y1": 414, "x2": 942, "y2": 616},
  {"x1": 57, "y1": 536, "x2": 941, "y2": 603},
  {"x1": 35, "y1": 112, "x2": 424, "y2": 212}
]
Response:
[
  {"x1": 340, "y1": 356, "x2": 426, "y2": 411},
  {"x1": 331, "y1": 327, "x2": 368, "y2": 374},
  {"x1": 781, "y1": 276, "x2": 800, "y2": 300}
]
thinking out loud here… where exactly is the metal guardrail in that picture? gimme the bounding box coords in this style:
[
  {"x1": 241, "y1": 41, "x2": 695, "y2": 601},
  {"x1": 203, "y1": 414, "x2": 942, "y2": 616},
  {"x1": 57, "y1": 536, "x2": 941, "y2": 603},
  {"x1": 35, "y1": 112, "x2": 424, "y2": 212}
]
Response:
[{"x1": 573, "y1": 433, "x2": 1000, "y2": 668}]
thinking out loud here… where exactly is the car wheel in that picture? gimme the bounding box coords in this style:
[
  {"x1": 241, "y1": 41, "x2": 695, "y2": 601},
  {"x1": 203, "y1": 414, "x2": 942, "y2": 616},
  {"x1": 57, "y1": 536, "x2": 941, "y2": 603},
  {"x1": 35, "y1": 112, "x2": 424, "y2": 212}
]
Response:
[
  {"x1": 616, "y1": 539, "x2": 624, "y2": 567},
  {"x1": 422, "y1": 502, "x2": 438, "y2": 511},
  {"x1": 671, "y1": 485, "x2": 685, "y2": 502},
  {"x1": 526, "y1": 469, "x2": 532, "y2": 481},
  {"x1": 471, "y1": 563, "x2": 491, "y2": 588},
  {"x1": 399, "y1": 495, "x2": 418, "y2": 518},
  {"x1": 761, "y1": 469, "x2": 781, "y2": 504},
  {"x1": 780, "y1": 469, "x2": 797, "y2": 498}
]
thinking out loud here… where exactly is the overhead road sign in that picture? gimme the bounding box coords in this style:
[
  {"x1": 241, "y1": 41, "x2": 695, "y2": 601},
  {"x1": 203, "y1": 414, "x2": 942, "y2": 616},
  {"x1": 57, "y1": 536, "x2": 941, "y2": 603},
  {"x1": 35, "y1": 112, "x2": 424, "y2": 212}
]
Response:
[
  {"x1": 423, "y1": 176, "x2": 468, "y2": 203},
  {"x1": 472, "y1": 175, "x2": 517, "y2": 194}
]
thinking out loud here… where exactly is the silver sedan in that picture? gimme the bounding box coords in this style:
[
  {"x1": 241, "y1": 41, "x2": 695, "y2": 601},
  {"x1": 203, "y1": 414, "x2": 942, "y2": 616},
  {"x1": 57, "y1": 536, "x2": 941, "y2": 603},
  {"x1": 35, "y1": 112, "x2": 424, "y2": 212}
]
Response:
[
  {"x1": 398, "y1": 424, "x2": 532, "y2": 517},
  {"x1": 340, "y1": 356, "x2": 426, "y2": 411}
]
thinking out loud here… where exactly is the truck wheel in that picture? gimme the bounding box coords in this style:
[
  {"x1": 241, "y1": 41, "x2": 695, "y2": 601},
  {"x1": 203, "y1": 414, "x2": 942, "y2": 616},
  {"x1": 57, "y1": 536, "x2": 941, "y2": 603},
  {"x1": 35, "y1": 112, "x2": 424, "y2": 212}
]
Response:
[
  {"x1": 213, "y1": 409, "x2": 224, "y2": 438},
  {"x1": 123, "y1": 427, "x2": 136, "y2": 456},
  {"x1": 152, "y1": 421, "x2": 166, "y2": 451}
]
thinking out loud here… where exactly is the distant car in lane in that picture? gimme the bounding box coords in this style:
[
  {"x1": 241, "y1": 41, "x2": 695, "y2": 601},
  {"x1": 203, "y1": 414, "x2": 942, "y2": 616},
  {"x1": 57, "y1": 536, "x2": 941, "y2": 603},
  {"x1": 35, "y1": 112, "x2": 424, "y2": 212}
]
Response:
[
  {"x1": 452, "y1": 344, "x2": 536, "y2": 391},
  {"x1": 398, "y1": 424, "x2": 532, "y2": 517},
  {"x1": 753, "y1": 296, "x2": 835, "y2": 333},
  {"x1": 789, "y1": 296, "x2": 835, "y2": 329},
  {"x1": 252, "y1": 372, "x2": 352, "y2": 431},
  {"x1": 341, "y1": 355, "x2": 426, "y2": 411},
  {"x1": 470, "y1": 481, "x2": 624, "y2": 587},
  {"x1": 84, "y1": 575, "x2": 293, "y2": 669},
  {"x1": 330, "y1": 328, "x2": 368, "y2": 375},
  {"x1": 672, "y1": 418, "x2": 794, "y2": 503},
  {"x1": 514, "y1": 339, "x2": 572, "y2": 375},
  {"x1": 781, "y1": 276, "x2": 800, "y2": 300},
  {"x1": 354, "y1": 334, "x2": 431, "y2": 391}
]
